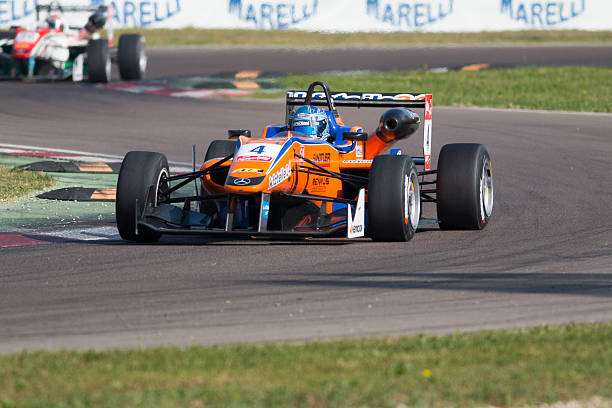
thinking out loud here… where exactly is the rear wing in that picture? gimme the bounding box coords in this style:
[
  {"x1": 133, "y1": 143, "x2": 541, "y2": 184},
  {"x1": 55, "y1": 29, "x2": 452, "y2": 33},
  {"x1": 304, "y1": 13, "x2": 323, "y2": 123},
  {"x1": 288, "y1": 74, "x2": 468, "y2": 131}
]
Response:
[{"x1": 286, "y1": 89, "x2": 433, "y2": 170}]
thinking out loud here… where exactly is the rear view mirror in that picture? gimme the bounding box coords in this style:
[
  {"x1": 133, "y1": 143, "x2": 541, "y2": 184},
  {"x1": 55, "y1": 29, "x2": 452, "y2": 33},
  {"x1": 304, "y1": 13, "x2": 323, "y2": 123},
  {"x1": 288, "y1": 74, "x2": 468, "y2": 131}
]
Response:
[
  {"x1": 342, "y1": 131, "x2": 368, "y2": 142},
  {"x1": 228, "y1": 129, "x2": 251, "y2": 139}
]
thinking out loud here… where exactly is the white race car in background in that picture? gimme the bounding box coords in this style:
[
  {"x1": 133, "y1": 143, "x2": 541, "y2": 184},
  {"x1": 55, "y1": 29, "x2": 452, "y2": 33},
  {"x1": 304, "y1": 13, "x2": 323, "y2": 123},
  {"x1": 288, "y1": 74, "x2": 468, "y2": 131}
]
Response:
[{"x1": 0, "y1": 1, "x2": 146, "y2": 83}]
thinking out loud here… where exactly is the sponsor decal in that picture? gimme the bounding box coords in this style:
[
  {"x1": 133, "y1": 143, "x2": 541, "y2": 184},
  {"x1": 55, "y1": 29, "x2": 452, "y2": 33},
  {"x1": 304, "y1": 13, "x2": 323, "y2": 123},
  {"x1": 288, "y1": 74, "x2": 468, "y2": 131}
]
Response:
[
  {"x1": 312, "y1": 152, "x2": 330, "y2": 167},
  {"x1": 233, "y1": 168, "x2": 264, "y2": 173},
  {"x1": 299, "y1": 145, "x2": 305, "y2": 158},
  {"x1": 366, "y1": 0, "x2": 454, "y2": 28},
  {"x1": 268, "y1": 163, "x2": 291, "y2": 188},
  {"x1": 236, "y1": 155, "x2": 273, "y2": 162},
  {"x1": 350, "y1": 224, "x2": 363, "y2": 234},
  {"x1": 262, "y1": 200, "x2": 270, "y2": 217},
  {"x1": 347, "y1": 188, "x2": 365, "y2": 239},
  {"x1": 342, "y1": 159, "x2": 373, "y2": 164},
  {"x1": 0, "y1": 0, "x2": 36, "y2": 24},
  {"x1": 233, "y1": 178, "x2": 251, "y2": 185},
  {"x1": 92, "y1": 0, "x2": 182, "y2": 27},
  {"x1": 356, "y1": 143, "x2": 363, "y2": 159},
  {"x1": 500, "y1": 0, "x2": 585, "y2": 26},
  {"x1": 228, "y1": 0, "x2": 318, "y2": 29},
  {"x1": 312, "y1": 176, "x2": 329, "y2": 186},
  {"x1": 310, "y1": 176, "x2": 329, "y2": 193}
]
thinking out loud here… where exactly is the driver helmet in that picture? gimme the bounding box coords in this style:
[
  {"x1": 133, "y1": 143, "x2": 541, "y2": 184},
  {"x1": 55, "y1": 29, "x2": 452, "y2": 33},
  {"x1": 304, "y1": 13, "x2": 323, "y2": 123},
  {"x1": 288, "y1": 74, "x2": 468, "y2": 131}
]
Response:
[
  {"x1": 46, "y1": 14, "x2": 64, "y2": 31},
  {"x1": 289, "y1": 105, "x2": 330, "y2": 140}
]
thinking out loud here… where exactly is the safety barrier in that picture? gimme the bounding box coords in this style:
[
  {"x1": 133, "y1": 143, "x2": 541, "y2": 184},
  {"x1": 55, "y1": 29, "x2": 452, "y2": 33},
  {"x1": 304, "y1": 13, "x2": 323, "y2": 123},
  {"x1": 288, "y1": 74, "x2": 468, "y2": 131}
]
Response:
[{"x1": 2, "y1": 0, "x2": 610, "y2": 31}]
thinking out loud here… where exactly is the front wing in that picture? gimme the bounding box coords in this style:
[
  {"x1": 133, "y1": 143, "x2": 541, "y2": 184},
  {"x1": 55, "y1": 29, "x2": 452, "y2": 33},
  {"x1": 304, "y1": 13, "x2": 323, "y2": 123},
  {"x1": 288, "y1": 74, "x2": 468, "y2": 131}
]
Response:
[{"x1": 137, "y1": 190, "x2": 365, "y2": 239}]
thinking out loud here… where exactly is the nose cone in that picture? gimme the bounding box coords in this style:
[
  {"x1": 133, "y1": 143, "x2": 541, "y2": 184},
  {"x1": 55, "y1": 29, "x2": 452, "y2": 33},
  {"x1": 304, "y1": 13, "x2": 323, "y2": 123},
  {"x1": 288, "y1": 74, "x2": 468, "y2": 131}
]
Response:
[{"x1": 224, "y1": 175, "x2": 266, "y2": 193}]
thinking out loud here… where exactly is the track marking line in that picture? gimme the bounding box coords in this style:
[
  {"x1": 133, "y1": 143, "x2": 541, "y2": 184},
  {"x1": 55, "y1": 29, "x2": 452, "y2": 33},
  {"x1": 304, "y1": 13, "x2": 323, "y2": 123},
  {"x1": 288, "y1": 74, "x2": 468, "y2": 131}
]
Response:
[
  {"x1": 232, "y1": 80, "x2": 261, "y2": 89},
  {"x1": 235, "y1": 70, "x2": 261, "y2": 79},
  {"x1": 76, "y1": 162, "x2": 114, "y2": 172},
  {"x1": 91, "y1": 188, "x2": 116, "y2": 200}
]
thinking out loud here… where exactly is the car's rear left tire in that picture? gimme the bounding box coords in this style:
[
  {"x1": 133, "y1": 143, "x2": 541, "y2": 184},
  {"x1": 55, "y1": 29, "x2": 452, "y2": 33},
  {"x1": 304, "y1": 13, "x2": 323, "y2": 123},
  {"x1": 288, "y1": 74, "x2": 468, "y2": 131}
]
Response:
[
  {"x1": 204, "y1": 140, "x2": 237, "y2": 161},
  {"x1": 368, "y1": 155, "x2": 421, "y2": 241},
  {"x1": 117, "y1": 34, "x2": 146, "y2": 80},
  {"x1": 116, "y1": 151, "x2": 169, "y2": 242},
  {"x1": 436, "y1": 143, "x2": 493, "y2": 230},
  {"x1": 87, "y1": 39, "x2": 110, "y2": 83}
]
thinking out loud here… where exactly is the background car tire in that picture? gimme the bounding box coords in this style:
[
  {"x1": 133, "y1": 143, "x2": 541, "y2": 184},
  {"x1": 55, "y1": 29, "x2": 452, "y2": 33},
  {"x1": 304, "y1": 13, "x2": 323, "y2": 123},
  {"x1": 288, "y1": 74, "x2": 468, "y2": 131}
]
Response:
[
  {"x1": 87, "y1": 39, "x2": 110, "y2": 83},
  {"x1": 117, "y1": 34, "x2": 146, "y2": 80},
  {"x1": 0, "y1": 30, "x2": 16, "y2": 40},
  {"x1": 116, "y1": 151, "x2": 169, "y2": 242},
  {"x1": 204, "y1": 140, "x2": 237, "y2": 161},
  {"x1": 436, "y1": 143, "x2": 493, "y2": 230},
  {"x1": 368, "y1": 155, "x2": 421, "y2": 242}
]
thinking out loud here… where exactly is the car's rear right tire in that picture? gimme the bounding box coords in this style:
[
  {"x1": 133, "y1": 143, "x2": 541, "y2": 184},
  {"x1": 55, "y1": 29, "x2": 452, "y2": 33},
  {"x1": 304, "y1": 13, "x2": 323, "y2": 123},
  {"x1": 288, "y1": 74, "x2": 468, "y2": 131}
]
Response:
[
  {"x1": 116, "y1": 151, "x2": 169, "y2": 242},
  {"x1": 436, "y1": 143, "x2": 493, "y2": 230},
  {"x1": 368, "y1": 155, "x2": 421, "y2": 242},
  {"x1": 117, "y1": 33, "x2": 146, "y2": 80},
  {"x1": 87, "y1": 39, "x2": 110, "y2": 83}
]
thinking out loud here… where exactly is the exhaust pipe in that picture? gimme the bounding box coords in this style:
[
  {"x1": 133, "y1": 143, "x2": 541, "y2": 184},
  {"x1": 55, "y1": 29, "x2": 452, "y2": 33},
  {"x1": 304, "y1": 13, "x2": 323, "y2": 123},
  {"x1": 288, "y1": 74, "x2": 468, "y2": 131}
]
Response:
[{"x1": 376, "y1": 108, "x2": 420, "y2": 143}]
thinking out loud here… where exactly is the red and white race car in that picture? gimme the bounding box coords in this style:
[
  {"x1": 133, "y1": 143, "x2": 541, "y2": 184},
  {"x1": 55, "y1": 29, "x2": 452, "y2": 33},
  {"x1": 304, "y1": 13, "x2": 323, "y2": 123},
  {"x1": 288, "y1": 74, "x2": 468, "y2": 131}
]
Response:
[{"x1": 0, "y1": 1, "x2": 146, "y2": 82}]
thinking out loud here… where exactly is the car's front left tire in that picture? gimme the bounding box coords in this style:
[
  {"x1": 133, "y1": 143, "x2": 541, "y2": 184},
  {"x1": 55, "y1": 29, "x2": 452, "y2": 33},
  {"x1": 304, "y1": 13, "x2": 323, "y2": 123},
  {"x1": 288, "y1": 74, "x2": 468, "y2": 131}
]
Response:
[{"x1": 436, "y1": 143, "x2": 493, "y2": 230}]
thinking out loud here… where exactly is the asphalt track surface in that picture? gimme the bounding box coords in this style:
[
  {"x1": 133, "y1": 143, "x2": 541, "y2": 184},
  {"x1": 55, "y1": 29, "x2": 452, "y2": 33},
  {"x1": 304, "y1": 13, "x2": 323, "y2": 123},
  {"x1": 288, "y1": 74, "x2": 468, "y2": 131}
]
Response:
[{"x1": 1, "y1": 46, "x2": 611, "y2": 353}]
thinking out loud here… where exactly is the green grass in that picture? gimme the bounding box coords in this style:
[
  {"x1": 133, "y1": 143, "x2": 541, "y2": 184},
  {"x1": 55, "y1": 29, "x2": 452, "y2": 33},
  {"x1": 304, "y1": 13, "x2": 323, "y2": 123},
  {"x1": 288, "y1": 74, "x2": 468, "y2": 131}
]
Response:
[
  {"x1": 270, "y1": 66, "x2": 612, "y2": 112},
  {"x1": 115, "y1": 28, "x2": 612, "y2": 47},
  {"x1": 1, "y1": 323, "x2": 611, "y2": 407},
  {"x1": 0, "y1": 166, "x2": 55, "y2": 201}
]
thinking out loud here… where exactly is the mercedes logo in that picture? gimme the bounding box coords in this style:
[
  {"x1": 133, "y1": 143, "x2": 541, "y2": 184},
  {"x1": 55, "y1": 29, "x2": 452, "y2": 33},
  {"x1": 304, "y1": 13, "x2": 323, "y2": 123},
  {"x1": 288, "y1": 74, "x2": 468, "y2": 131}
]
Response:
[{"x1": 234, "y1": 178, "x2": 251, "y2": 186}]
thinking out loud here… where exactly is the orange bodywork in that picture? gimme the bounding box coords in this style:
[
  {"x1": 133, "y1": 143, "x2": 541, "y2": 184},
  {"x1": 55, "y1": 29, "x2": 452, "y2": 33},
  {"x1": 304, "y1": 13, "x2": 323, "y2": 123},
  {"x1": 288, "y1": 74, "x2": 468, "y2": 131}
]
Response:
[{"x1": 200, "y1": 129, "x2": 388, "y2": 202}]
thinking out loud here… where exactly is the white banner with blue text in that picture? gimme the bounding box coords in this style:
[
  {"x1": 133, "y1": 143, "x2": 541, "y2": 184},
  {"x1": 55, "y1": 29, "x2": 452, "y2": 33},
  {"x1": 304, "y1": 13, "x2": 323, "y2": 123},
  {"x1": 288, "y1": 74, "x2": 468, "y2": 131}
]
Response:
[{"x1": 2, "y1": 0, "x2": 610, "y2": 31}]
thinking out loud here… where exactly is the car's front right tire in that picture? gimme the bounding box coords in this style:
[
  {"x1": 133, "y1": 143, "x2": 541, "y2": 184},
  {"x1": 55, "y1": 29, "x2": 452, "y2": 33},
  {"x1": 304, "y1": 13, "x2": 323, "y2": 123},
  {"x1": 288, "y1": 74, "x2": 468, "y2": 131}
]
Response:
[
  {"x1": 87, "y1": 39, "x2": 111, "y2": 83},
  {"x1": 116, "y1": 151, "x2": 169, "y2": 242},
  {"x1": 368, "y1": 155, "x2": 421, "y2": 242}
]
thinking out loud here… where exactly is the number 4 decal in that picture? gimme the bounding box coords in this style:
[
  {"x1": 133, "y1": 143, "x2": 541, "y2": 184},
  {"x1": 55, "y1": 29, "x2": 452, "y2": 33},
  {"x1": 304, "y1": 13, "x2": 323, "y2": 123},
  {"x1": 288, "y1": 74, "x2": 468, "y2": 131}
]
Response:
[{"x1": 250, "y1": 145, "x2": 266, "y2": 154}]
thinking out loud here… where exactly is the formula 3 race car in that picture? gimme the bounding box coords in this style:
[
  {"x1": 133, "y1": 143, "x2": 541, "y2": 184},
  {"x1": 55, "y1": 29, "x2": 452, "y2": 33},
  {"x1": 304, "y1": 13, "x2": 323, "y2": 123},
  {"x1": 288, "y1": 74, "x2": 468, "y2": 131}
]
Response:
[
  {"x1": 116, "y1": 81, "x2": 494, "y2": 242},
  {"x1": 0, "y1": 1, "x2": 146, "y2": 83}
]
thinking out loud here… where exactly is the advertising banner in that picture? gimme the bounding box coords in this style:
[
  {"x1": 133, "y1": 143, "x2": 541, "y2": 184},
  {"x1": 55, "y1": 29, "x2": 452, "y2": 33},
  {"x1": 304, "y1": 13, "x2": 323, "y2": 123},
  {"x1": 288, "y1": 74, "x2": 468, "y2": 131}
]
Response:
[{"x1": 2, "y1": 0, "x2": 611, "y2": 31}]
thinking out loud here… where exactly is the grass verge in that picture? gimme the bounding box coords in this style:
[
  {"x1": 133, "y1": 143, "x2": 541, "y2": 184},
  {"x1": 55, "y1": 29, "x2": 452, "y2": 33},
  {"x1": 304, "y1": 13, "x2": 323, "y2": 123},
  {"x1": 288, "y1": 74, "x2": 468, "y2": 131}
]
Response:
[
  {"x1": 115, "y1": 28, "x2": 612, "y2": 47},
  {"x1": 1, "y1": 323, "x2": 611, "y2": 407},
  {"x1": 0, "y1": 166, "x2": 55, "y2": 201},
  {"x1": 268, "y1": 66, "x2": 612, "y2": 112}
]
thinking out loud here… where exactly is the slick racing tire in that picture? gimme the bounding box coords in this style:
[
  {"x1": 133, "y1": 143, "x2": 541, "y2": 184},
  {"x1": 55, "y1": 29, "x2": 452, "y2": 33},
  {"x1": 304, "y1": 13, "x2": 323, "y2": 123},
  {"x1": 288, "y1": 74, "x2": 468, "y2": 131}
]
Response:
[
  {"x1": 116, "y1": 151, "x2": 169, "y2": 242},
  {"x1": 368, "y1": 155, "x2": 421, "y2": 242},
  {"x1": 201, "y1": 140, "x2": 237, "y2": 214},
  {"x1": 87, "y1": 39, "x2": 111, "y2": 83},
  {"x1": 436, "y1": 143, "x2": 493, "y2": 230},
  {"x1": 204, "y1": 140, "x2": 237, "y2": 161},
  {"x1": 0, "y1": 30, "x2": 16, "y2": 40},
  {"x1": 117, "y1": 34, "x2": 146, "y2": 80}
]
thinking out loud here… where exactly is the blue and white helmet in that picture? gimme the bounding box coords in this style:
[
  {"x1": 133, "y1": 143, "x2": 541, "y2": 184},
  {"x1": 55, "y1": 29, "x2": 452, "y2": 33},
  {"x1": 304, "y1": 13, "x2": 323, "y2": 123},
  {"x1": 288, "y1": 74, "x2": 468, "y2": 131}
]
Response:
[{"x1": 289, "y1": 105, "x2": 330, "y2": 140}]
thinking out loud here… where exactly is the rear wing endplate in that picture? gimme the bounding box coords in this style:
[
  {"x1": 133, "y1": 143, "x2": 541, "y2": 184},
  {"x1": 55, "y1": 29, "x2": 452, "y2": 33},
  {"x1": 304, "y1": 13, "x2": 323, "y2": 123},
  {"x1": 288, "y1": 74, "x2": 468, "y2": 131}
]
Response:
[{"x1": 286, "y1": 90, "x2": 433, "y2": 170}]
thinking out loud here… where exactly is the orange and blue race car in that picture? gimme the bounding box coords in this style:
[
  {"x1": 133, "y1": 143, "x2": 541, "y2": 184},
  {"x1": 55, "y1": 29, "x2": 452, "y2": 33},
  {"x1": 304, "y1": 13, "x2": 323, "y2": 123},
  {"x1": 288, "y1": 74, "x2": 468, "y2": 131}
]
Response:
[{"x1": 115, "y1": 81, "x2": 494, "y2": 242}]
